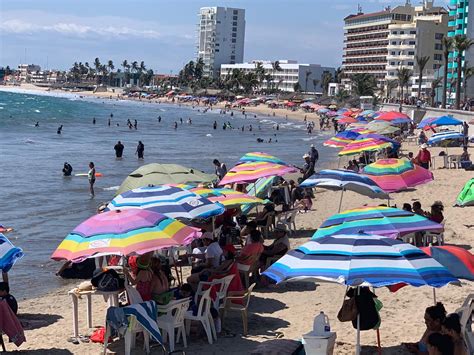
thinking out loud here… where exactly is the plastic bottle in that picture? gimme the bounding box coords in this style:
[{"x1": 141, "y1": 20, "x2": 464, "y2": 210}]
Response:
[{"x1": 313, "y1": 311, "x2": 330, "y2": 335}]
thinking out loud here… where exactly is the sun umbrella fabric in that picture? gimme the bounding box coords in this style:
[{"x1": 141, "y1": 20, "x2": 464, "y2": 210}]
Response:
[
  {"x1": 51, "y1": 209, "x2": 200, "y2": 262},
  {"x1": 362, "y1": 159, "x2": 433, "y2": 192},
  {"x1": 219, "y1": 161, "x2": 297, "y2": 185},
  {"x1": 375, "y1": 111, "x2": 411, "y2": 123},
  {"x1": 313, "y1": 206, "x2": 444, "y2": 239},
  {"x1": 116, "y1": 163, "x2": 216, "y2": 196},
  {"x1": 425, "y1": 116, "x2": 463, "y2": 128},
  {"x1": 238, "y1": 152, "x2": 287, "y2": 165},
  {"x1": 189, "y1": 187, "x2": 266, "y2": 209},
  {"x1": 338, "y1": 138, "x2": 392, "y2": 156},
  {"x1": 0, "y1": 233, "x2": 24, "y2": 272},
  {"x1": 324, "y1": 131, "x2": 360, "y2": 148},
  {"x1": 263, "y1": 233, "x2": 458, "y2": 287},
  {"x1": 107, "y1": 185, "x2": 225, "y2": 220},
  {"x1": 428, "y1": 131, "x2": 464, "y2": 145},
  {"x1": 455, "y1": 178, "x2": 474, "y2": 206},
  {"x1": 421, "y1": 246, "x2": 474, "y2": 281},
  {"x1": 300, "y1": 169, "x2": 388, "y2": 199}
]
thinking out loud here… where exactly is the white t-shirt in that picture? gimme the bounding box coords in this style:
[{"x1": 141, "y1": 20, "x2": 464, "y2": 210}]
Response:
[{"x1": 205, "y1": 242, "x2": 223, "y2": 267}]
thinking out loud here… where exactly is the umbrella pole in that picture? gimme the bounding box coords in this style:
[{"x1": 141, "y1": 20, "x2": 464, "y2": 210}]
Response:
[
  {"x1": 433, "y1": 288, "x2": 437, "y2": 305},
  {"x1": 338, "y1": 189, "x2": 345, "y2": 213},
  {"x1": 212, "y1": 216, "x2": 216, "y2": 238},
  {"x1": 337, "y1": 156, "x2": 341, "y2": 169},
  {"x1": 356, "y1": 286, "x2": 361, "y2": 355}
]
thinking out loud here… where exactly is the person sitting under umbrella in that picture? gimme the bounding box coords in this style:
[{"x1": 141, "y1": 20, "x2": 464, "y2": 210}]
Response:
[
  {"x1": 259, "y1": 225, "x2": 290, "y2": 270},
  {"x1": 460, "y1": 147, "x2": 472, "y2": 169},
  {"x1": 442, "y1": 313, "x2": 468, "y2": 355},
  {"x1": 236, "y1": 230, "x2": 264, "y2": 266},
  {"x1": 426, "y1": 201, "x2": 444, "y2": 224},
  {"x1": 404, "y1": 302, "x2": 447, "y2": 354}
]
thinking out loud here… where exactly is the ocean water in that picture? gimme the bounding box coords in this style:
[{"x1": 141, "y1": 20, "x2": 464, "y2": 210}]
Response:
[{"x1": 0, "y1": 88, "x2": 335, "y2": 298}]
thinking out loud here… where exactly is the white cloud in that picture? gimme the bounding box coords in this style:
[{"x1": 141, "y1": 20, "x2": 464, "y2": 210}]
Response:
[{"x1": 0, "y1": 19, "x2": 163, "y2": 39}]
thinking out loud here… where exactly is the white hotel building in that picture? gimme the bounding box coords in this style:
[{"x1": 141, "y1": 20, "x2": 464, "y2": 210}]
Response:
[
  {"x1": 197, "y1": 7, "x2": 245, "y2": 78},
  {"x1": 221, "y1": 60, "x2": 335, "y2": 93}
]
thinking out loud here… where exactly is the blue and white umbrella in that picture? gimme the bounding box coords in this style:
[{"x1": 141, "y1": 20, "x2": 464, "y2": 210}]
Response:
[
  {"x1": 0, "y1": 233, "x2": 24, "y2": 272},
  {"x1": 300, "y1": 169, "x2": 389, "y2": 211},
  {"x1": 428, "y1": 131, "x2": 464, "y2": 145},
  {"x1": 264, "y1": 233, "x2": 459, "y2": 288},
  {"x1": 106, "y1": 185, "x2": 225, "y2": 220}
]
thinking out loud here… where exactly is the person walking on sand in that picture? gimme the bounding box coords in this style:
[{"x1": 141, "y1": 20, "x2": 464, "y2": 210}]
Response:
[
  {"x1": 88, "y1": 162, "x2": 96, "y2": 198},
  {"x1": 136, "y1": 141, "x2": 144, "y2": 159},
  {"x1": 114, "y1": 141, "x2": 124, "y2": 158},
  {"x1": 416, "y1": 144, "x2": 432, "y2": 169}
]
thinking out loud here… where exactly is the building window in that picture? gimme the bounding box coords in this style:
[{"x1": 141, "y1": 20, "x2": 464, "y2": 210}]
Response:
[
  {"x1": 408, "y1": 51, "x2": 415, "y2": 55},
  {"x1": 231, "y1": 55, "x2": 235, "y2": 60},
  {"x1": 232, "y1": 38, "x2": 236, "y2": 43},
  {"x1": 434, "y1": 53, "x2": 442, "y2": 61},
  {"x1": 433, "y1": 64, "x2": 441, "y2": 69},
  {"x1": 391, "y1": 41, "x2": 397, "y2": 45},
  {"x1": 391, "y1": 51, "x2": 396, "y2": 55},
  {"x1": 232, "y1": 21, "x2": 237, "y2": 26},
  {"x1": 232, "y1": 27, "x2": 237, "y2": 32},
  {"x1": 233, "y1": 10, "x2": 238, "y2": 14},
  {"x1": 392, "y1": 31, "x2": 397, "y2": 34},
  {"x1": 232, "y1": 33, "x2": 236, "y2": 38},
  {"x1": 233, "y1": 16, "x2": 238, "y2": 20},
  {"x1": 435, "y1": 33, "x2": 444, "y2": 40},
  {"x1": 215, "y1": 49, "x2": 219, "y2": 52},
  {"x1": 390, "y1": 62, "x2": 395, "y2": 65},
  {"x1": 408, "y1": 61, "x2": 414, "y2": 66},
  {"x1": 435, "y1": 43, "x2": 442, "y2": 50},
  {"x1": 409, "y1": 41, "x2": 415, "y2": 45},
  {"x1": 410, "y1": 30, "x2": 416, "y2": 34},
  {"x1": 400, "y1": 31, "x2": 405, "y2": 34}
]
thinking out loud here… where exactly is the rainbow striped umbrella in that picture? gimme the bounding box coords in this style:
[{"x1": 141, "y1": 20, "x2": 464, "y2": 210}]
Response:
[
  {"x1": 190, "y1": 187, "x2": 267, "y2": 209},
  {"x1": 362, "y1": 159, "x2": 433, "y2": 192},
  {"x1": 348, "y1": 127, "x2": 376, "y2": 134},
  {"x1": 338, "y1": 138, "x2": 392, "y2": 156},
  {"x1": 313, "y1": 206, "x2": 443, "y2": 240},
  {"x1": 51, "y1": 209, "x2": 200, "y2": 262},
  {"x1": 324, "y1": 131, "x2": 360, "y2": 148},
  {"x1": 238, "y1": 152, "x2": 287, "y2": 165},
  {"x1": 219, "y1": 161, "x2": 298, "y2": 185}
]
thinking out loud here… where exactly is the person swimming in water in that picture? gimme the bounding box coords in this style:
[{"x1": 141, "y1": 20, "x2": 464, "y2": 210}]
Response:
[
  {"x1": 134, "y1": 119, "x2": 138, "y2": 129},
  {"x1": 62, "y1": 162, "x2": 73, "y2": 176},
  {"x1": 174, "y1": 122, "x2": 178, "y2": 129},
  {"x1": 57, "y1": 125, "x2": 63, "y2": 134},
  {"x1": 93, "y1": 117, "x2": 96, "y2": 124},
  {"x1": 158, "y1": 116, "x2": 162, "y2": 122},
  {"x1": 35, "y1": 122, "x2": 39, "y2": 127}
]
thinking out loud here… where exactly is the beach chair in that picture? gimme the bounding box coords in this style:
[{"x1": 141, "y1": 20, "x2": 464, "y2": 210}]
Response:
[
  {"x1": 259, "y1": 211, "x2": 275, "y2": 239},
  {"x1": 455, "y1": 293, "x2": 474, "y2": 354},
  {"x1": 276, "y1": 209, "x2": 297, "y2": 235},
  {"x1": 238, "y1": 256, "x2": 260, "y2": 289},
  {"x1": 195, "y1": 275, "x2": 235, "y2": 311},
  {"x1": 222, "y1": 283, "x2": 256, "y2": 336},
  {"x1": 423, "y1": 221, "x2": 446, "y2": 246},
  {"x1": 156, "y1": 298, "x2": 191, "y2": 352},
  {"x1": 124, "y1": 315, "x2": 151, "y2": 355},
  {"x1": 0, "y1": 333, "x2": 5, "y2": 352},
  {"x1": 184, "y1": 288, "x2": 217, "y2": 344}
]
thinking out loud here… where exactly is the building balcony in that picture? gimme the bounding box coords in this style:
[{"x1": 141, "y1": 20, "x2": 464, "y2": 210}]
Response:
[
  {"x1": 343, "y1": 52, "x2": 388, "y2": 58},
  {"x1": 387, "y1": 34, "x2": 416, "y2": 40}
]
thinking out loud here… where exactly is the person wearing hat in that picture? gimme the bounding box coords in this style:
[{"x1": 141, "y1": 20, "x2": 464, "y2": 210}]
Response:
[
  {"x1": 301, "y1": 153, "x2": 315, "y2": 180},
  {"x1": 259, "y1": 224, "x2": 290, "y2": 270},
  {"x1": 186, "y1": 232, "x2": 223, "y2": 271},
  {"x1": 427, "y1": 201, "x2": 444, "y2": 224},
  {"x1": 416, "y1": 144, "x2": 431, "y2": 170}
]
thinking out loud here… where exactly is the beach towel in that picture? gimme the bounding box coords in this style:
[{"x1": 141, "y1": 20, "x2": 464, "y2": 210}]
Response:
[
  {"x1": 107, "y1": 301, "x2": 162, "y2": 344},
  {"x1": 0, "y1": 301, "x2": 25, "y2": 346},
  {"x1": 0, "y1": 234, "x2": 24, "y2": 273}
]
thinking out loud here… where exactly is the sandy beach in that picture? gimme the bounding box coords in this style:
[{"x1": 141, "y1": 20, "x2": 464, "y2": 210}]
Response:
[{"x1": 1, "y1": 83, "x2": 473, "y2": 354}]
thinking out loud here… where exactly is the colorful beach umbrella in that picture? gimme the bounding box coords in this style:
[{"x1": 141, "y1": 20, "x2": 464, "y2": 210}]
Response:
[
  {"x1": 421, "y1": 246, "x2": 474, "y2": 281},
  {"x1": 238, "y1": 152, "x2": 287, "y2": 165},
  {"x1": 428, "y1": 131, "x2": 464, "y2": 146},
  {"x1": 264, "y1": 233, "x2": 459, "y2": 287},
  {"x1": 116, "y1": 163, "x2": 215, "y2": 196},
  {"x1": 0, "y1": 233, "x2": 24, "y2": 272},
  {"x1": 455, "y1": 178, "x2": 474, "y2": 207},
  {"x1": 324, "y1": 131, "x2": 360, "y2": 148},
  {"x1": 107, "y1": 185, "x2": 225, "y2": 220},
  {"x1": 313, "y1": 206, "x2": 444, "y2": 239},
  {"x1": 189, "y1": 187, "x2": 267, "y2": 209},
  {"x1": 338, "y1": 138, "x2": 392, "y2": 156},
  {"x1": 375, "y1": 111, "x2": 411, "y2": 123},
  {"x1": 51, "y1": 209, "x2": 200, "y2": 262},
  {"x1": 219, "y1": 161, "x2": 298, "y2": 186},
  {"x1": 421, "y1": 115, "x2": 463, "y2": 129},
  {"x1": 362, "y1": 159, "x2": 433, "y2": 192},
  {"x1": 300, "y1": 169, "x2": 388, "y2": 200}
]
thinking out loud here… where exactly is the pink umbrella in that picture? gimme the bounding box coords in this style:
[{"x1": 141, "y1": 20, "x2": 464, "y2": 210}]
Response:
[{"x1": 219, "y1": 161, "x2": 298, "y2": 186}]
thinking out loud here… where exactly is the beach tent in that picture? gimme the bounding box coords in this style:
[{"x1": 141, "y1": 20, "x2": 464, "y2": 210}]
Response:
[
  {"x1": 116, "y1": 163, "x2": 215, "y2": 196},
  {"x1": 456, "y1": 178, "x2": 474, "y2": 207}
]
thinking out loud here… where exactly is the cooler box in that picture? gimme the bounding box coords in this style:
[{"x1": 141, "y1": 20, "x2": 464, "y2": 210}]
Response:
[{"x1": 302, "y1": 331, "x2": 336, "y2": 355}]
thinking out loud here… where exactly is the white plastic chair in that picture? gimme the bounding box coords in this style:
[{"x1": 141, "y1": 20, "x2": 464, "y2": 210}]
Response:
[
  {"x1": 195, "y1": 274, "x2": 234, "y2": 311},
  {"x1": 103, "y1": 314, "x2": 150, "y2": 355},
  {"x1": 276, "y1": 210, "x2": 297, "y2": 235},
  {"x1": 455, "y1": 293, "x2": 474, "y2": 354},
  {"x1": 222, "y1": 283, "x2": 256, "y2": 336},
  {"x1": 184, "y1": 288, "x2": 217, "y2": 344},
  {"x1": 125, "y1": 283, "x2": 144, "y2": 305},
  {"x1": 423, "y1": 221, "x2": 446, "y2": 246},
  {"x1": 156, "y1": 298, "x2": 191, "y2": 352},
  {"x1": 237, "y1": 258, "x2": 259, "y2": 289}
]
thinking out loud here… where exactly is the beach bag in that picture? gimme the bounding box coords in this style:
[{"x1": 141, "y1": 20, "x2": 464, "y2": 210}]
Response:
[
  {"x1": 337, "y1": 296, "x2": 358, "y2": 322},
  {"x1": 91, "y1": 269, "x2": 124, "y2": 292},
  {"x1": 90, "y1": 327, "x2": 106, "y2": 343}
]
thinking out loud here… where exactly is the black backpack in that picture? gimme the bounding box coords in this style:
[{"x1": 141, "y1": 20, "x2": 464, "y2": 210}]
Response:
[{"x1": 91, "y1": 269, "x2": 124, "y2": 292}]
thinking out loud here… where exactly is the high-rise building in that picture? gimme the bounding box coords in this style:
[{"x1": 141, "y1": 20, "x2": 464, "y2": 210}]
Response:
[
  {"x1": 342, "y1": 1, "x2": 449, "y2": 98},
  {"x1": 197, "y1": 7, "x2": 245, "y2": 78}
]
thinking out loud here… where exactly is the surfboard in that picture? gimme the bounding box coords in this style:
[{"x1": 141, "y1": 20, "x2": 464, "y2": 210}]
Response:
[{"x1": 74, "y1": 173, "x2": 103, "y2": 177}]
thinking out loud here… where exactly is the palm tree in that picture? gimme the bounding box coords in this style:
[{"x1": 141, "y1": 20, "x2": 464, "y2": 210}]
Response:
[
  {"x1": 304, "y1": 71, "x2": 312, "y2": 93},
  {"x1": 242, "y1": 72, "x2": 259, "y2": 94},
  {"x1": 321, "y1": 71, "x2": 333, "y2": 96},
  {"x1": 272, "y1": 61, "x2": 282, "y2": 72},
  {"x1": 334, "y1": 67, "x2": 343, "y2": 83},
  {"x1": 452, "y1": 35, "x2": 474, "y2": 109},
  {"x1": 107, "y1": 60, "x2": 114, "y2": 86},
  {"x1": 350, "y1": 73, "x2": 377, "y2": 96},
  {"x1": 386, "y1": 79, "x2": 398, "y2": 99},
  {"x1": 397, "y1": 67, "x2": 413, "y2": 107},
  {"x1": 140, "y1": 61, "x2": 146, "y2": 74},
  {"x1": 415, "y1": 55, "x2": 430, "y2": 99},
  {"x1": 335, "y1": 88, "x2": 350, "y2": 103},
  {"x1": 94, "y1": 57, "x2": 101, "y2": 84},
  {"x1": 462, "y1": 63, "x2": 474, "y2": 101},
  {"x1": 441, "y1": 36, "x2": 452, "y2": 108},
  {"x1": 255, "y1": 62, "x2": 266, "y2": 90},
  {"x1": 194, "y1": 58, "x2": 205, "y2": 81},
  {"x1": 293, "y1": 82, "x2": 302, "y2": 92},
  {"x1": 430, "y1": 77, "x2": 442, "y2": 107},
  {"x1": 312, "y1": 79, "x2": 320, "y2": 93}
]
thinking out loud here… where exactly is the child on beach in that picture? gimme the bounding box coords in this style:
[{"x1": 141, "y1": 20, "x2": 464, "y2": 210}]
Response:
[{"x1": 0, "y1": 282, "x2": 18, "y2": 314}]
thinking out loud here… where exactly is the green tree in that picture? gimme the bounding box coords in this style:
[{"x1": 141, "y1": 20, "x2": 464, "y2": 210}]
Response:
[
  {"x1": 107, "y1": 60, "x2": 114, "y2": 86},
  {"x1": 463, "y1": 64, "x2": 474, "y2": 101},
  {"x1": 335, "y1": 88, "x2": 349, "y2": 103},
  {"x1": 304, "y1": 70, "x2": 312, "y2": 93},
  {"x1": 415, "y1": 55, "x2": 430, "y2": 99},
  {"x1": 441, "y1": 36, "x2": 453, "y2": 108},
  {"x1": 321, "y1": 71, "x2": 333, "y2": 96},
  {"x1": 386, "y1": 79, "x2": 398, "y2": 99},
  {"x1": 396, "y1": 67, "x2": 413, "y2": 103},
  {"x1": 312, "y1": 79, "x2": 320, "y2": 93},
  {"x1": 272, "y1": 60, "x2": 282, "y2": 72},
  {"x1": 255, "y1": 62, "x2": 266, "y2": 90},
  {"x1": 350, "y1": 73, "x2": 377, "y2": 96},
  {"x1": 430, "y1": 77, "x2": 442, "y2": 107},
  {"x1": 242, "y1": 72, "x2": 259, "y2": 93},
  {"x1": 452, "y1": 35, "x2": 474, "y2": 109},
  {"x1": 293, "y1": 82, "x2": 302, "y2": 92},
  {"x1": 94, "y1": 57, "x2": 101, "y2": 84},
  {"x1": 334, "y1": 67, "x2": 343, "y2": 83}
]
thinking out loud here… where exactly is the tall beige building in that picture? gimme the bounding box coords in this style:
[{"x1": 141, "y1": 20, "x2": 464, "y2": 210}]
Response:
[{"x1": 342, "y1": 1, "x2": 449, "y2": 98}]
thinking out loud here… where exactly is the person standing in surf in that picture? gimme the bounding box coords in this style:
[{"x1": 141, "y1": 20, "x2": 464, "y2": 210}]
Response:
[
  {"x1": 136, "y1": 141, "x2": 145, "y2": 159},
  {"x1": 88, "y1": 162, "x2": 96, "y2": 198}
]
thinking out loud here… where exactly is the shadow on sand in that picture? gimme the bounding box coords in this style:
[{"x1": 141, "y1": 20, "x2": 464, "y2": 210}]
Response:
[{"x1": 19, "y1": 313, "x2": 62, "y2": 330}]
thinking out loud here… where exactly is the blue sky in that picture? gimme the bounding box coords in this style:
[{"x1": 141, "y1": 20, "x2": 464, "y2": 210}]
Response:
[{"x1": 0, "y1": 0, "x2": 449, "y2": 73}]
